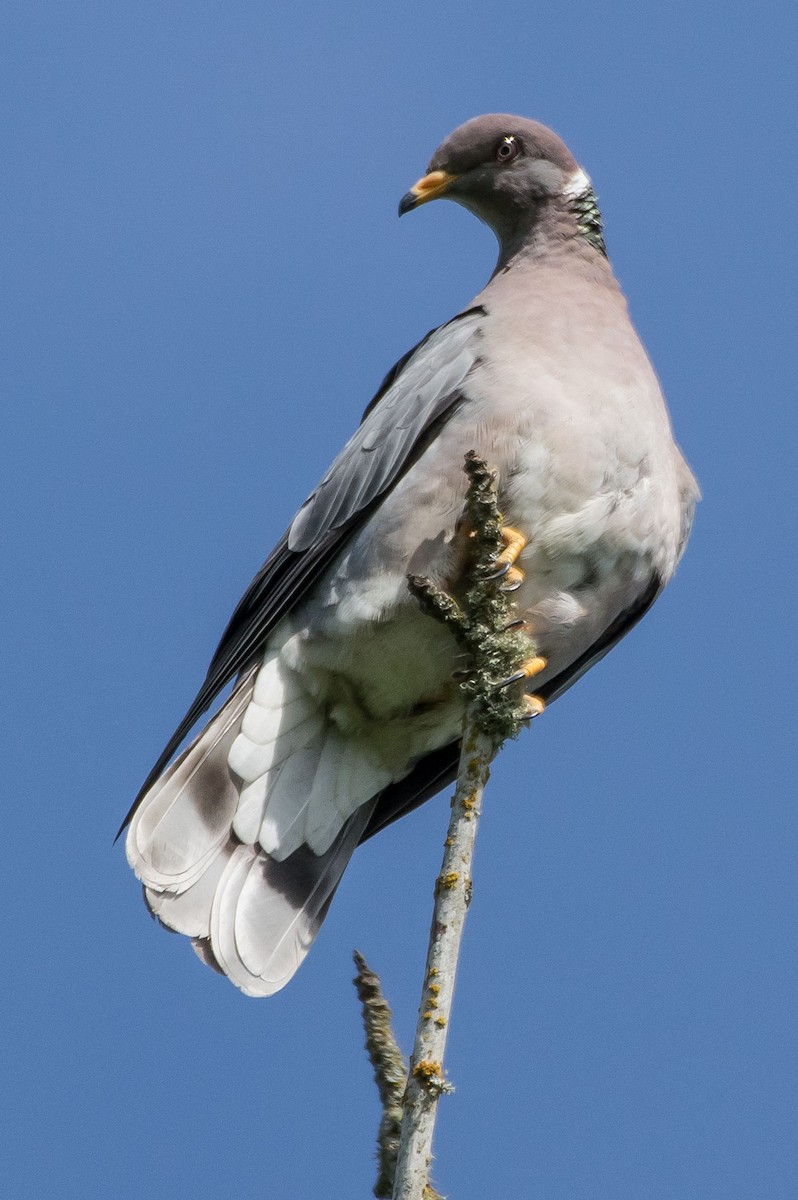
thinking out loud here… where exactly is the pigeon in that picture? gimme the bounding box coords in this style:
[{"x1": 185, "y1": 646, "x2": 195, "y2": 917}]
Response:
[{"x1": 122, "y1": 115, "x2": 698, "y2": 996}]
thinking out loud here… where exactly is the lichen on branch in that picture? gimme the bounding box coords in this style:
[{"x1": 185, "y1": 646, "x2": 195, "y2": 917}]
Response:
[{"x1": 408, "y1": 450, "x2": 536, "y2": 745}]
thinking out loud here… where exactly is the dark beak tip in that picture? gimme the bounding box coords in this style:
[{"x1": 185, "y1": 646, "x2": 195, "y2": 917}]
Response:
[{"x1": 398, "y1": 190, "x2": 417, "y2": 217}]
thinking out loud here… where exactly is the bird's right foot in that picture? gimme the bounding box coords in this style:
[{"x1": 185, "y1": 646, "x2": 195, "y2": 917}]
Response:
[{"x1": 484, "y1": 525, "x2": 527, "y2": 591}]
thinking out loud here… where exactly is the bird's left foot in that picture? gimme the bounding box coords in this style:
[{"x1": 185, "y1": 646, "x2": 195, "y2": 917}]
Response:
[
  {"x1": 498, "y1": 655, "x2": 547, "y2": 718},
  {"x1": 498, "y1": 655, "x2": 547, "y2": 690},
  {"x1": 521, "y1": 694, "x2": 545, "y2": 719}
]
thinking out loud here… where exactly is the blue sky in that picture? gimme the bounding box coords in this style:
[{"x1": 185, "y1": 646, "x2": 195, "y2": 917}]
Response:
[{"x1": 3, "y1": 2, "x2": 796, "y2": 1197}]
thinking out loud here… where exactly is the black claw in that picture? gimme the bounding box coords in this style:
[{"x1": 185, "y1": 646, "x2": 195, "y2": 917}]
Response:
[
  {"x1": 497, "y1": 670, "x2": 526, "y2": 690},
  {"x1": 503, "y1": 617, "x2": 527, "y2": 631},
  {"x1": 482, "y1": 560, "x2": 510, "y2": 581},
  {"x1": 452, "y1": 668, "x2": 474, "y2": 681},
  {"x1": 499, "y1": 577, "x2": 523, "y2": 593}
]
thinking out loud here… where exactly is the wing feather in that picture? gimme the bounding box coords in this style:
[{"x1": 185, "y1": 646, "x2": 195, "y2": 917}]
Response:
[
  {"x1": 121, "y1": 308, "x2": 484, "y2": 835},
  {"x1": 288, "y1": 315, "x2": 483, "y2": 551}
]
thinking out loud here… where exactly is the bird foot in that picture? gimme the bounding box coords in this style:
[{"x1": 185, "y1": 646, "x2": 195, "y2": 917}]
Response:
[
  {"x1": 497, "y1": 655, "x2": 547, "y2": 689},
  {"x1": 499, "y1": 567, "x2": 524, "y2": 592},
  {"x1": 521, "y1": 694, "x2": 545, "y2": 719},
  {"x1": 484, "y1": 526, "x2": 527, "y2": 590}
]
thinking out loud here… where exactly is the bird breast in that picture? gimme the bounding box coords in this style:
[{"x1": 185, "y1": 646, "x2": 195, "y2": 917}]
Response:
[{"x1": 283, "y1": 290, "x2": 690, "y2": 732}]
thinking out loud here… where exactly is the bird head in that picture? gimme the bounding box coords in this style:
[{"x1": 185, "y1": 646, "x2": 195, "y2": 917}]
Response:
[{"x1": 399, "y1": 114, "x2": 600, "y2": 263}]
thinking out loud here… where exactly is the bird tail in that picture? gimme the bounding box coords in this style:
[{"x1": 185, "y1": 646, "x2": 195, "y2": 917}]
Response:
[{"x1": 126, "y1": 656, "x2": 385, "y2": 997}]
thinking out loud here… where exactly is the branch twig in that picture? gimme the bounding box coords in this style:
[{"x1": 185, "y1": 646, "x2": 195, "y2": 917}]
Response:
[
  {"x1": 390, "y1": 719, "x2": 495, "y2": 1200},
  {"x1": 357, "y1": 453, "x2": 534, "y2": 1200},
  {"x1": 353, "y1": 951, "x2": 411, "y2": 1199}
]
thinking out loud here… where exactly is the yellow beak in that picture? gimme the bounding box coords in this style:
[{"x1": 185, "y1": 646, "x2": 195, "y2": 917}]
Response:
[{"x1": 398, "y1": 170, "x2": 458, "y2": 215}]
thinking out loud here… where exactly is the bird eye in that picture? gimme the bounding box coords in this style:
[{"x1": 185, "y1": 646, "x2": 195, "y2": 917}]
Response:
[{"x1": 495, "y1": 136, "x2": 520, "y2": 164}]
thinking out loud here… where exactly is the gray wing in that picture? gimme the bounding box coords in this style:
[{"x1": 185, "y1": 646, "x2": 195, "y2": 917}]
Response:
[
  {"x1": 288, "y1": 307, "x2": 484, "y2": 550},
  {"x1": 119, "y1": 307, "x2": 484, "y2": 835}
]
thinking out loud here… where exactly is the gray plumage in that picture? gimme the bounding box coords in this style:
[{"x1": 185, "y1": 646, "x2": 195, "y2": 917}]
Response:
[
  {"x1": 289, "y1": 310, "x2": 483, "y2": 551},
  {"x1": 123, "y1": 115, "x2": 698, "y2": 996}
]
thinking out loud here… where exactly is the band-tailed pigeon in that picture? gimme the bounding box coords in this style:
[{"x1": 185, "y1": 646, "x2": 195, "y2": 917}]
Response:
[{"x1": 122, "y1": 115, "x2": 698, "y2": 996}]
